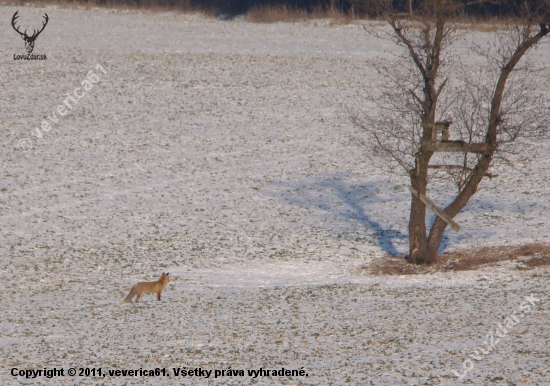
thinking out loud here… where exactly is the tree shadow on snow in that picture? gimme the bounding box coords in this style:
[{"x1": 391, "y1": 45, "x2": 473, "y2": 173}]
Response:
[
  {"x1": 265, "y1": 174, "x2": 424, "y2": 257},
  {"x1": 264, "y1": 174, "x2": 456, "y2": 256}
]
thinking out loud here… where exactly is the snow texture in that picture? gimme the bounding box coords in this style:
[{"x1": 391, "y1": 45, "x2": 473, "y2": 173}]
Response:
[{"x1": 0, "y1": 5, "x2": 549, "y2": 385}]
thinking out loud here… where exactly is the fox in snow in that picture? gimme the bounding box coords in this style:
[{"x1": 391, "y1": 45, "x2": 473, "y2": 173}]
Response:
[{"x1": 123, "y1": 273, "x2": 170, "y2": 303}]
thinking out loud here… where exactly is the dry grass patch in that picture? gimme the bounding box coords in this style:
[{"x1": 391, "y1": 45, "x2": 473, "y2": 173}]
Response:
[
  {"x1": 452, "y1": 16, "x2": 521, "y2": 32},
  {"x1": 246, "y1": 4, "x2": 353, "y2": 24},
  {"x1": 456, "y1": 23, "x2": 504, "y2": 32},
  {"x1": 11, "y1": 0, "x2": 204, "y2": 14},
  {"x1": 246, "y1": 5, "x2": 309, "y2": 23},
  {"x1": 363, "y1": 243, "x2": 550, "y2": 276}
]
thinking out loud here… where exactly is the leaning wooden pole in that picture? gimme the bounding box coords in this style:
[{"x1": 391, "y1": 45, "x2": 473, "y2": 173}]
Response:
[{"x1": 409, "y1": 187, "x2": 461, "y2": 232}]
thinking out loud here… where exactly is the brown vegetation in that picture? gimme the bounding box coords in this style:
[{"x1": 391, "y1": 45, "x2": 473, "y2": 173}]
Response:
[
  {"x1": 247, "y1": 4, "x2": 353, "y2": 23},
  {"x1": 246, "y1": 5, "x2": 310, "y2": 23},
  {"x1": 363, "y1": 244, "x2": 550, "y2": 275},
  {"x1": 16, "y1": 0, "x2": 354, "y2": 22},
  {"x1": 13, "y1": 0, "x2": 196, "y2": 13},
  {"x1": 10, "y1": 0, "x2": 549, "y2": 28}
]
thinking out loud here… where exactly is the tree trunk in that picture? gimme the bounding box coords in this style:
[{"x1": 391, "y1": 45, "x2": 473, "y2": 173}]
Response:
[
  {"x1": 427, "y1": 217, "x2": 447, "y2": 263},
  {"x1": 408, "y1": 153, "x2": 436, "y2": 264},
  {"x1": 408, "y1": 194, "x2": 429, "y2": 264}
]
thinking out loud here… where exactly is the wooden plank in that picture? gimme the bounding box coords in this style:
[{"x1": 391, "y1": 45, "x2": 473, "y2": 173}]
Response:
[
  {"x1": 423, "y1": 141, "x2": 488, "y2": 153},
  {"x1": 409, "y1": 187, "x2": 461, "y2": 232},
  {"x1": 434, "y1": 141, "x2": 488, "y2": 153}
]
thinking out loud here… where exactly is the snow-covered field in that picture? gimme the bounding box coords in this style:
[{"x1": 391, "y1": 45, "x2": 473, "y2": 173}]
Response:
[{"x1": 0, "y1": 6, "x2": 549, "y2": 385}]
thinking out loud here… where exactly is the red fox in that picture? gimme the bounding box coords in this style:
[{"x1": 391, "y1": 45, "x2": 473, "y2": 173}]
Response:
[{"x1": 123, "y1": 273, "x2": 170, "y2": 303}]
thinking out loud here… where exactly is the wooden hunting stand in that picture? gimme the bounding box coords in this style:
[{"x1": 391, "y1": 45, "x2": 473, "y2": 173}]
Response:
[
  {"x1": 422, "y1": 121, "x2": 489, "y2": 153},
  {"x1": 412, "y1": 120, "x2": 490, "y2": 232}
]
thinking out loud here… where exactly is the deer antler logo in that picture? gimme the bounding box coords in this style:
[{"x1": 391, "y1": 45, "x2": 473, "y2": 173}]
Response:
[{"x1": 11, "y1": 11, "x2": 49, "y2": 54}]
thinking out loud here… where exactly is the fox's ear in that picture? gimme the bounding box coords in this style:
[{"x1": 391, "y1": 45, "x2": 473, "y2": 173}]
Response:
[{"x1": 167, "y1": 272, "x2": 170, "y2": 275}]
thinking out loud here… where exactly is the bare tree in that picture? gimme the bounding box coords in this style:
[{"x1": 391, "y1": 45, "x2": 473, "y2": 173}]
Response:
[{"x1": 350, "y1": 0, "x2": 550, "y2": 264}]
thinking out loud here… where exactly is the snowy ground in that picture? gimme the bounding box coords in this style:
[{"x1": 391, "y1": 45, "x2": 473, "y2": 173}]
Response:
[{"x1": 0, "y1": 5, "x2": 549, "y2": 385}]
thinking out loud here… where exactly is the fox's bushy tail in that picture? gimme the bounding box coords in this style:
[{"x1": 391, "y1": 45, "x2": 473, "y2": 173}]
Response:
[{"x1": 123, "y1": 286, "x2": 136, "y2": 303}]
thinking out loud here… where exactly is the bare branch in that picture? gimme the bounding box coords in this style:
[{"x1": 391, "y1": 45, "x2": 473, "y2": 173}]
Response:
[{"x1": 428, "y1": 164, "x2": 498, "y2": 178}]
